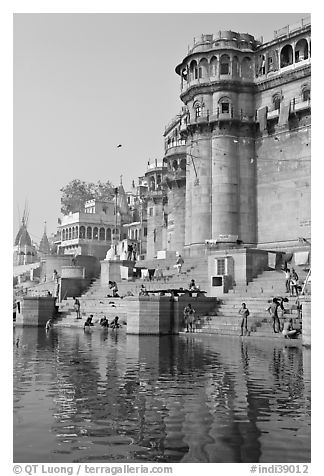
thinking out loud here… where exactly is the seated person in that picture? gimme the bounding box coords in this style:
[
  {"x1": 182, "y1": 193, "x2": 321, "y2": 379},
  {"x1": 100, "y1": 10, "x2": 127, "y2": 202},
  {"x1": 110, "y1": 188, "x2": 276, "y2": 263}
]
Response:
[
  {"x1": 189, "y1": 279, "x2": 198, "y2": 291},
  {"x1": 188, "y1": 279, "x2": 200, "y2": 296},
  {"x1": 139, "y1": 284, "x2": 148, "y2": 296},
  {"x1": 282, "y1": 318, "x2": 300, "y2": 339},
  {"x1": 100, "y1": 316, "x2": 109, "y2": 328},
  {"x1": 111, "y1": 281, "x2": 119, "y2": 297},
  {"x1": 84, "y1": 315, "x2": 94, "y2": 330},
  {"x1": 110, "y1": 316, "x2": 120, "y2": 329}
]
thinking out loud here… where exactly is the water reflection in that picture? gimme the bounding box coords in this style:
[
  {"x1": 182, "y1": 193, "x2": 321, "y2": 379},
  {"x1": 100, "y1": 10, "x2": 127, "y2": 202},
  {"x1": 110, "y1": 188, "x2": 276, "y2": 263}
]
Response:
[{"x1": 13, "y1": 328, "x2": 311, "y2": 463}]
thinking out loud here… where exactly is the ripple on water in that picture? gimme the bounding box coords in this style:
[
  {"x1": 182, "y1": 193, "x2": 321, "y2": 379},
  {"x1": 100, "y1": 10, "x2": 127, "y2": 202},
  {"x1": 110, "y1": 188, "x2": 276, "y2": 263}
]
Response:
[{"x1": 13, "y1": 328, "x2": 311, "y2": 463}]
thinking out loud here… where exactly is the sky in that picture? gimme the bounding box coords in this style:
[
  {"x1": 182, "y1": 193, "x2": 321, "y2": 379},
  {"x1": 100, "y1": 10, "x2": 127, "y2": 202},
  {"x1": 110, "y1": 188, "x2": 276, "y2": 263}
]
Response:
[{"x1": 13, "y1": 12, "x2": 309, "y2": 243}]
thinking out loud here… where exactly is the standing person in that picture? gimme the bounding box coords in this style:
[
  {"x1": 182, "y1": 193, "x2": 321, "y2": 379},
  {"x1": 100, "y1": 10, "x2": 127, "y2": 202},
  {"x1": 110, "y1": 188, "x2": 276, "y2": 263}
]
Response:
[
  {"x1": 183, "y1": 303, "x2": 195, "y2": 332},
  {"x1": 132, "y1": 243, "x2": 137, "y2": 261},
  {"x1": 283, "y1": 268, "x2": 291, "y2": 293},
  {"x1": 175, "y1": 254, "x2": 184, "y2": 274},
  {"x1": 238, "y1": 302, "x2": 250, "y2": 336},
  {"x1": 127, "y1": 243, "x2": 133, "y2": 261},
  {"x1": 290, "y1": 268, "x2": 299, "y2": 297},
  {"x1": 45, "y1": 318, "x2": 53, "y2": 331},
  {"x1": 267, "y1": 298, "x2": 280, "y2": 333},
  {"x1": 73, "y1": 297, "x2": 81, "y2": 319}
]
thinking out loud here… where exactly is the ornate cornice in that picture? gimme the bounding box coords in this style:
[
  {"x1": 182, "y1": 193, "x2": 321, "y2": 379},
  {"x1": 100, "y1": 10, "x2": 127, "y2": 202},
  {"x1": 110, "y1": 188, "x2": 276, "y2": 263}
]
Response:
[{"x1": 180, "y1": 80, "x2": 256, "y2": 103}]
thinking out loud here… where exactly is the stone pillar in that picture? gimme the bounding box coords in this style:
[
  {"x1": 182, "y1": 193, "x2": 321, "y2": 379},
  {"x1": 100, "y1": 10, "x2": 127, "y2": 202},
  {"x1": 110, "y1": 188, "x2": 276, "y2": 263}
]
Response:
[
  {"x1": 167, "y1": 184, "x2": 186, "y2": 253},
  {"x1": 211, "y1": 132, "x2": 240, "y2": 239},
  {"x1": 237, "y1": 135, "x2": 257, "y2": 244},
  {"x1": 100, "y1": 259, "x2": 122, "y2": 286},
  {"x1": 186, "y1": 133, "x2": 212, "y2": 254}
]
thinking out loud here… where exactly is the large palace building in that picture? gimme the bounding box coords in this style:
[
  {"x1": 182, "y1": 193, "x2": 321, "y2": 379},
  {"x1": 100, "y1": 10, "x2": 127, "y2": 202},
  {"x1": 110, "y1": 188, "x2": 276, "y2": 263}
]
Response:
[
  {"x1": 159, "y1": 18, "x2": 311, "y2": 257},
  {"x1": 37, "y1": 18, "x2": 310, "y2": 265}
]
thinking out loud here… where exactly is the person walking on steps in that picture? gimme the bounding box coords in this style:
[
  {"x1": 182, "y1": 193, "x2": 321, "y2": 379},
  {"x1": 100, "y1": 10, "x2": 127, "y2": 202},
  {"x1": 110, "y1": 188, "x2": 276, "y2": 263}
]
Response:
[
  {"x1": 175, "y1": 254, "x2": 184, "y2": 274},
  {"x1": 239, "y1": 302, "x2": 249, "y2": 336}
]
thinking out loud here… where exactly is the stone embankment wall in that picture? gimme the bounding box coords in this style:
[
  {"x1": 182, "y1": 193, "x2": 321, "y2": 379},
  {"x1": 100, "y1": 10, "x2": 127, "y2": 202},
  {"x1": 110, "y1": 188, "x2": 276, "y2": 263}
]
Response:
[
  {"x1": 126, "y1": 295, "x2": 218, "y2": 335},
  {"x1": 15, "y1": 296, "x2": 56, "y2": 327}
]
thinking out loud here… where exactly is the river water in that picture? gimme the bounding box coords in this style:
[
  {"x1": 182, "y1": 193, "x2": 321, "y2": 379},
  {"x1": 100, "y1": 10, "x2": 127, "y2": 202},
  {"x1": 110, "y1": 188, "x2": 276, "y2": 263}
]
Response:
[{"x1": 13, "y1": 327, "x2": 311, "y2": 463}]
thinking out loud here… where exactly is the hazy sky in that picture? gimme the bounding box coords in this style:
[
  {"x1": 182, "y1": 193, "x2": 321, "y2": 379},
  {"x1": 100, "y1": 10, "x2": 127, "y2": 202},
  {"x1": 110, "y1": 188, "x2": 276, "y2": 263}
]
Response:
[{"x1": 13, "y1": 12, "x2": 308, "y2": 242}]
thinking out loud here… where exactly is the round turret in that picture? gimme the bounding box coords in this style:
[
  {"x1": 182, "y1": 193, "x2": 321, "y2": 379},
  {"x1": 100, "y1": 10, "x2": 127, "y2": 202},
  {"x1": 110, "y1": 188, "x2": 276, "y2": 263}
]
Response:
[{"x1": 174, "y1": 32, "x2": 258, "y2": 255}]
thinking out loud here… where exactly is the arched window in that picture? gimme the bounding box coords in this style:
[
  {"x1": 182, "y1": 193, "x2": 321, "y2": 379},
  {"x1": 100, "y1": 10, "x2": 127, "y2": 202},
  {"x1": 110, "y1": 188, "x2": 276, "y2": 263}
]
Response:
[
  {"x1": 86, "y1": 226, "x2": 92, "y2": 240},
  {"x1": 79, "y1": 226, "x2": 85, "y2": 239},
  {"x1": 199, "y1": 58, "x2": 208, "y2": 79},
  {"x1": 219, "y1": 96, "x2": 231, "y2": 114},
  {"x1": 135, "y1": 229, "x2": 138, "y2": 240},
  {"x1": 62, "y1": 229, "x2": 66, "y2": 241},
  {"x1": 106, "y1": 228, "x2": 111, "y2": 241},
  {"x1": 189, "y1": 60, "x2": 198, "y2": 81},
  {"x1": 210, "y1": 56, "x2": 217, "y2": 77},
  {"x1": 99, "y1": 227, "x2": 105, "y2": 240},
  {"x1": 93, "y1": 227, "x2": 98, "y2": 240},
  {"x1": 72, "y1": 226, "x2": 75, "y2": 239},
  {"x1": 273, "y1": 94, "x2": 281, "y2": 110},
  {"x1": 302, "y1": 88, "x2": 310, "y2": 102},
  {"x1": 295, "y1": 39, "x2": 308, "y2": 62},
  {"x1": 75, "y1": 226, "x2": 79, "y2": 238},
  {"x1": 241, "y1": 57, "x2": 253, "y2": 80},
  {"x1": 220, "y1": 54, "x2": 230, "y2": 75},
  {"x1": 280, "y1": 44, "x2": 293, "y2": 68},
  {"x1": 68, "y1": 228, "x2": 72, "y2": 240},
  {"x1": 181, "y1": 67, "x2": 188, "y2": 82},
  {"x1": 232, "y1": 56, "x2": 239, "y2": 78},
  {"x1": 260, "y1": 55, "x2": 266, "y2": 75},
  {"x1": 180, "y1": 158, "x2": 186, "y2": 170},
  {"x1": 194, "y1": 102, "x2": 202, "y2": 118},
  {"x1": 149, "y1": 176, "x2": 155, "y2": 191}
]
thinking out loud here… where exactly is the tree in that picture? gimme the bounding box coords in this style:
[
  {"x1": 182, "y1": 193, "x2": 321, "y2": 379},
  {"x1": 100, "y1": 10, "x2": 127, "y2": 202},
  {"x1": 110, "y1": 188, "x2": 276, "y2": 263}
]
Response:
[{"x1": 60, "y1": 179, "x2": 115, "y2": 215}]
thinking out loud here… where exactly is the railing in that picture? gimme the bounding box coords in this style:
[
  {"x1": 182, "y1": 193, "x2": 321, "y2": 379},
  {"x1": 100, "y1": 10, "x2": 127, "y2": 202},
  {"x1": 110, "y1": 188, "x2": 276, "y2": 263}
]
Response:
[
  {"x1": 164, "y1": 140, "x2": 186, "y2": 153},
  {"x1": 266, "y1": 96, "x2": 311, "y2": 115},
  {"x1": 164, "y1": 108, "x2": 188, "y2": 134},
  {"x1": 290, "y1": 96, "x2": 311, "y2": 110},
  {"x1": 146, "y1": 161, "x2": 165, "y2": 171},
  {"x1": 274, "y1": 16, "x2": 311, "y2": 38},
  {"x1": 182, "y1": 107, "x2": 256, "y2": 127}
]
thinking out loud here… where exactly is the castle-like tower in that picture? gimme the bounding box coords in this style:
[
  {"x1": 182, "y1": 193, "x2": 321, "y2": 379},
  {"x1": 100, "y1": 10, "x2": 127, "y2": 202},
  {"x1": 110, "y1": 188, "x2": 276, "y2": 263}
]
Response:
[
  {"x1": 173, "y1": 19, "x2": 310, "y2": 256},
  {"x1": 176, "y1": 31, "x2": 259, "y2": 255}
]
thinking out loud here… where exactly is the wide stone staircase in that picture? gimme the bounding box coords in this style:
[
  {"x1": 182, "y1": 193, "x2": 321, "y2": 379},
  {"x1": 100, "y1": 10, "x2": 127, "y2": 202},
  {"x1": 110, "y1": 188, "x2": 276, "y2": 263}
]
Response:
[
  {"x1": 56, "y1": 255, "x2": 210, "y2": 327},
  {"x1": 195, "y1": 267, "x2": 309, "y2": 338},
  {"x1": 55, "y1": 258, "x2": 310, "y2": 338}
]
